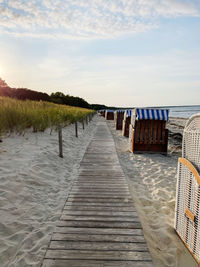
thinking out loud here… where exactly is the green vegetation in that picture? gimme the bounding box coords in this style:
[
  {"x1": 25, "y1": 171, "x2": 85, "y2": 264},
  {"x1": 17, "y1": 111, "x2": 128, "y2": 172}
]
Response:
[{"x1": 0, "y1": 96, "x2": 94, "y2": 136}]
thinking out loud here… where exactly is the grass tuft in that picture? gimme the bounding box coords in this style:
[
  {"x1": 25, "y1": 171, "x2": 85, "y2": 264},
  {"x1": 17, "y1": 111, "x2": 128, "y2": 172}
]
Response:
[{"x1": 0, "y1": 97, "x2": 94, "y2": 136}]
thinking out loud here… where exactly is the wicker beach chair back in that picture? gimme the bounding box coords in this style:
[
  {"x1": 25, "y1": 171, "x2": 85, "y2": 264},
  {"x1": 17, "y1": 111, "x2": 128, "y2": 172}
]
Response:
[
  {"x1": 182, "y1": 114, "x2": 200, "y2": 169},
  {"x1": 174, "y1": 113, "x2": 200, "y2": 264}
]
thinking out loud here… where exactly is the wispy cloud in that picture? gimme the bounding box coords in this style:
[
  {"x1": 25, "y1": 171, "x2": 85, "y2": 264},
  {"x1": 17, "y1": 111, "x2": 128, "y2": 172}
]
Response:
[{"x1": 0, "y1": 0, "x2": 199, "y2": 39}]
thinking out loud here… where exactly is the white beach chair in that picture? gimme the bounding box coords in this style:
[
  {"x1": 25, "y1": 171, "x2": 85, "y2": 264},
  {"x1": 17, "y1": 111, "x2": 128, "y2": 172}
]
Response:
[{"x1": 174, "y1": 113, "x2": 200, "y2": 264}]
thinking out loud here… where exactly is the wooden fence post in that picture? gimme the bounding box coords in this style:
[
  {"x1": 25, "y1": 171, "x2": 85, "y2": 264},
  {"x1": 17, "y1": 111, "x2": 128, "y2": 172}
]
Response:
[
  {"x1": 58, "y1": 125, "x2": 63, "y2": 158},
  {"x1": 75, "y1": 121, "x2": 78, "y2": 137},
  {"x1": 82, "y1": 119, "x2": 85, "y2": 130},
  {"x1": 86, "y1": 116, "x2": 88, "y2": 125}
]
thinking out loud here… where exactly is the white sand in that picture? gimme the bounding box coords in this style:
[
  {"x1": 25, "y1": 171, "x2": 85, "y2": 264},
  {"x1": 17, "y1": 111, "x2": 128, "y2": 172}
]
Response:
[
  {"x1": 107, "y1": 118, "x2": 199, "y2": 267},
  {"x1": 1, "y1": 115, "x2": 199, "y2": 267},
  {"x1": 0, "y1": 117, "x2": 98, "y2": 267}
]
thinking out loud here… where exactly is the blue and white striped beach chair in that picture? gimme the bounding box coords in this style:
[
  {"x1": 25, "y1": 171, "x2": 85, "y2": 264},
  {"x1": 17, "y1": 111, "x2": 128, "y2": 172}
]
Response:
[
  {"x1": 122, "y1": 109, "x2": 132, "y2": 137},
  {"x1": 129, "y1": 108, "x2": 169, "y2": 153}
]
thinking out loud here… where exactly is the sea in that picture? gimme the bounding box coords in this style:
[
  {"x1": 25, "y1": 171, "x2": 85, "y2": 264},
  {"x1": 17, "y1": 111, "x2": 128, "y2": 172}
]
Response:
[{"x1": 166, "y1": 105, "x2": 200, "y2": 119}]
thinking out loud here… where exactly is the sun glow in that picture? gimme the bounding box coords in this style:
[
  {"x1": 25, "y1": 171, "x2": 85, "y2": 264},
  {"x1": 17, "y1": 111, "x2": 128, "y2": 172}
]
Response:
[{"x1": 0, "y1": 66, "x2": 3, "y2": 77}]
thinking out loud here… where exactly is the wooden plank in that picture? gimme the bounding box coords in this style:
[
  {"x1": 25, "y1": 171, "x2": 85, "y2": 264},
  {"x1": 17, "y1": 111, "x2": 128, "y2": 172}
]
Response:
[
  {"x1": 70, "y1": 189, "x2": 129, "y2": 193},
  {"x1": 152, "y1": 120, "x2": 157, "y2": 144},
  {"x1": 62, "y1": 210, "x2": 138, "y2": 217},
  {"x1": 43, "y1": 259, "x2": 154, "y2": 267},
  {"x1": 49, "y1": 240, "x2": 148, "y2": 251},
  {"x1": 71, "y1": 187, "x2": 129, "y2": 191},
  {"x1": 152, "y1": 120, "x2": 158, "y2": 144},
  {"x1": 74, "y1": 181, "x2": 126, "y2": 184},
  {"x1": 45, "y1": 249, "x2": 152, "y2": 261},
  {"x1": 65, "y1": 202, "x2": 134, "y2": 207},
  {"x1": 139, "y1": 120, "x2": 145, "y2": 144},
  {"x1": 68, "y1": 197, "x2": 133, "y2": 203},
  {"x1": 73, "y1": 182, "x2": 127, "y2": 186},
  {"x1": 63, "y1": 206, "x2": 136, "y2": 211},
  {"x1": 144, "y1": 120, "x2": 149, "y2": 145},
  {"x1": 149, "y1": 120, "x2": 153, "y2": 144},
  {"x1": 60, "y1": 215, "x2": 140, "y2": 222},
  {"x1": 80, "y1": 167, "x2": 122, "y2": 171},
  {"x1": 77, "y1": 176, "x2": 126, "y2": 179},
  {"x1": 157, "y1": 120, "x2": 162, "y2": 144},
  {"x1": 52, "y1": 233, "x2": 146, "y2": 243},
  {"x1": 79, "y1": 175, "x2": 125, "y2": 178},
  {"x1": 69, "y1": 195, "x2": 131, "y2": 199},
  {"x1": 161, "y1": 121, "x2": 166, "y2": 144},
  {"x1": 75, "y1": 178, "x2": 125, "y2": 181},
  {"x1": 57, "y1": 221, "x2": 142, "y2": 229},
  {"x1": 54, "y1": 227, "x2": 143, "y2": 235},
  {"x1": 70, "y1": 190, "x2": 130, "y2": 194},
  {"x1": 69, "y1": 194, "x2": 131, "y2": 198},
  {"x1": 80, "y1": 163, "x2": 120, "y2": 166}
]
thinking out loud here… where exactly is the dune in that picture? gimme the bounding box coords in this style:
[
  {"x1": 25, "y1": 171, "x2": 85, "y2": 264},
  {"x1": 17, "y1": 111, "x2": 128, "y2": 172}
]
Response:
[{"x1": 0, "y1": 119, "x2": 97, "y2": 267}]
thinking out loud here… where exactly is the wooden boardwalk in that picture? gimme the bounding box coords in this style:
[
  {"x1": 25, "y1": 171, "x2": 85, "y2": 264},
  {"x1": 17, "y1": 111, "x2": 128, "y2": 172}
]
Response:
[{"x1": 42, "y1": 121, "x2": 153, "y2": 267}]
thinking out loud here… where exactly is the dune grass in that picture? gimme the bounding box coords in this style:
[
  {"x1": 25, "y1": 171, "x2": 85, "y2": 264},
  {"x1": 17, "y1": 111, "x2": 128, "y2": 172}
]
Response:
[{"x1": 0, "y1": 97, "x2": 94, "y2": 136}]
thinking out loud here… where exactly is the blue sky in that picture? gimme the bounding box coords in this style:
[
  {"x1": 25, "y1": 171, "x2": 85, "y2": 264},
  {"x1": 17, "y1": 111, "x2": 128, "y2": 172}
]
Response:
[{"x1": 0, "y1": 0, "x2": 200, "y2": 107}]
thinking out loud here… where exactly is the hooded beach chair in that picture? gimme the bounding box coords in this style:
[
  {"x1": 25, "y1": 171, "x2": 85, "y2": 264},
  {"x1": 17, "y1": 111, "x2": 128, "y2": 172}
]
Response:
[
  {"x1": 129, "y1": 108, "x2": 169, "y2": 153},
  {"x1": 99, "y1": 110, "x2": 105, "y2": 117},
  {"x1": 105, "y1": 110, "x2": 114, "y2": 120},
  {"x1": 174, "y1": 114, "x2": 200, "y2": 264},
  {"x1": 115, "y1": 110, "x2": 125, "y2": 130},
  {"x1": 122, "y1": 110, "x2": 132, "y2": 137}
]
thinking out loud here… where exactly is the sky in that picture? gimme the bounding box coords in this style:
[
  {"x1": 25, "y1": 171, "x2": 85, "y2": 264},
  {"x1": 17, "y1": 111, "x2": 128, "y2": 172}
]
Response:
[{"x1": 0, "y1": 0, "x2": 200, "y2": 107}]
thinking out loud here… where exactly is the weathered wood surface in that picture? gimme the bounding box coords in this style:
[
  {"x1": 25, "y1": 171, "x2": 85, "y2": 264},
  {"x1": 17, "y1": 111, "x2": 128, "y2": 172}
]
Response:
[{"x1": 42, "y1": 121, "x2": 153, "y2": 267}]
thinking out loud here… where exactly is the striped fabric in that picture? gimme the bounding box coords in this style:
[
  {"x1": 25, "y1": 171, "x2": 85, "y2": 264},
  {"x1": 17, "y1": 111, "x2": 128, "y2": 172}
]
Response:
[
  {"x1": 136, "y1": 108, "x2": 169, "y2": 121},
  {"x1": 126, "y1": 109, "x2": 132, "y2": 117}
]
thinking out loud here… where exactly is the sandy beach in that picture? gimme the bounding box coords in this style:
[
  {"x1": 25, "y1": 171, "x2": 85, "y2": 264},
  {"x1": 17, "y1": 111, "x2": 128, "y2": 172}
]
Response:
[
  {"x1": 107, "y1": 117, "x2": 199, "y2": 267},
  {"x1": 0, "y1": 119, "x2": 97, "y2": 267},
  {"x1": 0, "y1": 115, "x2": 199, "y2": 267}
]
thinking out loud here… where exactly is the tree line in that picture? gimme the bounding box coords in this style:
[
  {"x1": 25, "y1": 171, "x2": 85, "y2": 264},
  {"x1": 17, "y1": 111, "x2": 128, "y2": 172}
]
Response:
[{"x1": 0, "y1": 78, "x2": 110, "y2": 110}]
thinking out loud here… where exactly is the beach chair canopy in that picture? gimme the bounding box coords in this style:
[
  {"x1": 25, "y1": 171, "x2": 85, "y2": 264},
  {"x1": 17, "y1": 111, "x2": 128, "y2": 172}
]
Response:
[
  {"x1": 125, "y1": 109, "x2": 132, "y2": 117},
  {"x1": 135, "y1": 108, "x2": 169, "y2": 121}
]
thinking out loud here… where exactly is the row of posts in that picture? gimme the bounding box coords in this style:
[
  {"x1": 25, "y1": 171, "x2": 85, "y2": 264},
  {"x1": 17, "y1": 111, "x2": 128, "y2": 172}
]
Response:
[{"x1": 58, "y1": 113, "x2": 94, "y2": 158}]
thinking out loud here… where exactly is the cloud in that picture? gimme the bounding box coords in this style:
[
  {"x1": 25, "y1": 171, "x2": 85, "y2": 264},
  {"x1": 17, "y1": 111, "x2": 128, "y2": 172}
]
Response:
[{"x1": 0, "y1": 0, "x2": 199, "y2": 39}]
